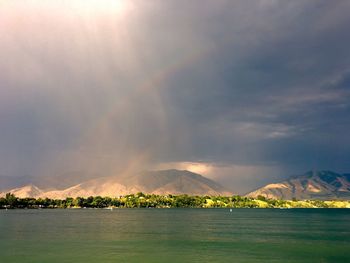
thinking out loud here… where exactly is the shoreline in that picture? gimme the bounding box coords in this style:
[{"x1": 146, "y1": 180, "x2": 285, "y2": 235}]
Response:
[{"x1": 1, "y1": 193, "x2": 350, "y2": 209}]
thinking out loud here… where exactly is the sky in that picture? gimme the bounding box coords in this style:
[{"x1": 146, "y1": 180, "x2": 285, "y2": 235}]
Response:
[{"x1": 1, "y1": 0, "x2": 350, "y2": 193}]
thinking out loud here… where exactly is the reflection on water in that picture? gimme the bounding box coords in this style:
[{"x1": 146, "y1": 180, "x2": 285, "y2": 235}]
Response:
[{"x1": 0, "y1": 209, "x2": 350, "y2": 262}]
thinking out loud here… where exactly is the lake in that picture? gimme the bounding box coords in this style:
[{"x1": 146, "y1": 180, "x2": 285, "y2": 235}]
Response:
[{"x1": 0, "y1": 209, "x2": 349, "y2": 262}]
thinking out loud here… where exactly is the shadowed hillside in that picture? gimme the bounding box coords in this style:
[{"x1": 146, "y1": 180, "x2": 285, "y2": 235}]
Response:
[{"x1": 246, "y1": 171, "x2": 350, "y2": 200}]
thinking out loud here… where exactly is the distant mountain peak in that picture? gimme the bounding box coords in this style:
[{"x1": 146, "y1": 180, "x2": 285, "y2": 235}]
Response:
[
  {"x1": 0, "y1": 184, "x2": 43, "y2": 198},
  {"x1": 1, "y1": 169, "x2": 232, "y2": 198},
  {"x1": 247, "y1": 170, "x2": 350, "y2": 200}
]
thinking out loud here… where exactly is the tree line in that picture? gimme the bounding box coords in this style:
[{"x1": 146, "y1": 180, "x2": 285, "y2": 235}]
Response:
[{"x1": 0, "y1": 192, "x2": 349, "y2": 209}]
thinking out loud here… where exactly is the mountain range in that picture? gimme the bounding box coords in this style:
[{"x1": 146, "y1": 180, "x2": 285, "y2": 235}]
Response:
[
  {"x1": 2, "y1": 170, "x2": 350, "y2": 200},
  {"x1": 246, "y1": 171, "x2": 350, "y2": 200},
  {"x1": 0, "y1": 169, "x2": 232, "y2": 198}
]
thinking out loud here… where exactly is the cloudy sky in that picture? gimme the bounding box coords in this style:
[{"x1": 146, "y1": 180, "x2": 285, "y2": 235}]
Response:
[{"x1": 1, "y1": 0, "x2": 350, "y2": 193}]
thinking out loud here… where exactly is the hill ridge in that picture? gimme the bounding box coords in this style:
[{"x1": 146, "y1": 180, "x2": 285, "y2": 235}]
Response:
[
  {"x1": 0, "y1": 169, "x2": 232, "y2": 198},
  {"x1": 246, "y1": 170, "x2": 350, "y2": 200}
]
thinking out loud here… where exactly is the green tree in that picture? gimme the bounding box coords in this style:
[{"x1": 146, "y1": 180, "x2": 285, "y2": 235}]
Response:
[{"x1": 5, "y1": 193, "x2": 17, "y2": 208}]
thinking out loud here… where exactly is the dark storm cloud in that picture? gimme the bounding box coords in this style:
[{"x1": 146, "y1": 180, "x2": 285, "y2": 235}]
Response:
[
  {"x1": 159, "y1": 0, "x2": 350, "y2": 168},
  {"x1": 0, "y1": 0, "x2": 350, "y2": 190}
]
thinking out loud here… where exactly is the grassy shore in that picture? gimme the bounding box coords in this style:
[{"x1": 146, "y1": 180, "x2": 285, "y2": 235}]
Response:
[{"x1": 1, "y1": 193, "x2": 350, "y2": 209}]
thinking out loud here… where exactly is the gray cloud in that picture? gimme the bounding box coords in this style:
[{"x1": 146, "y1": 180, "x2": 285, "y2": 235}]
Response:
[{"x1": 0, "y1": 0, "x2": 350, "y2": 191}]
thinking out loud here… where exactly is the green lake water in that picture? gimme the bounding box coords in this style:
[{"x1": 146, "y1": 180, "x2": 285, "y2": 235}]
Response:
[{"x1": 0, "y1": 209, "x2": 349, "y2": 262}]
